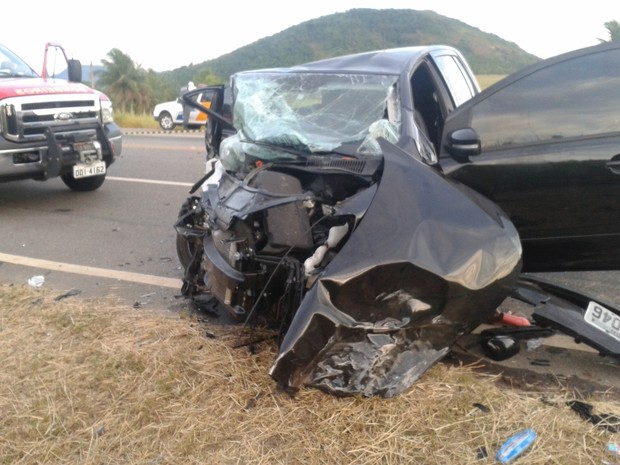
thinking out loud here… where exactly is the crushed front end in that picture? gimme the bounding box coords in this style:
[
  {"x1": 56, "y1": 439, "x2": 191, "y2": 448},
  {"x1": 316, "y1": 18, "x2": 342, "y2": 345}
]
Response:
[{"x1": 175, "y1": 70, "x2": 522, "y2": 397}]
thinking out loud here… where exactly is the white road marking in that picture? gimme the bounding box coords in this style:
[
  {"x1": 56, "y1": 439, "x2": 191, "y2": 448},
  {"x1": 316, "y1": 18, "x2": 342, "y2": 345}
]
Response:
[
  {"x1": 0, "y1": 252, "x2": 182, "y2": 289},
  {"x1": 107, "y1": 176, "x2": 193, "y2": 188}
]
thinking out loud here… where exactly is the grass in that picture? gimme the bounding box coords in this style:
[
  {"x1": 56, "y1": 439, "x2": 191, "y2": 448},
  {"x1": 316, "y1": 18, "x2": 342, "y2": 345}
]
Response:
[
  {"x1": 115, "y1": 112, "x2": 159, "y2": 129},
  {"x1": 0, "y1": 284, "x2": 618, "y2": 464},
  {"x1": 477, "y1": 74, "x2": 506, "y2": 89}
]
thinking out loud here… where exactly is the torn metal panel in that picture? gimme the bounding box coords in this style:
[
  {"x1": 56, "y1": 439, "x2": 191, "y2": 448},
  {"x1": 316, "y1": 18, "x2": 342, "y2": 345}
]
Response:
[{"x1": 269, "y1": 141, "x2": 522, "y2": 397}]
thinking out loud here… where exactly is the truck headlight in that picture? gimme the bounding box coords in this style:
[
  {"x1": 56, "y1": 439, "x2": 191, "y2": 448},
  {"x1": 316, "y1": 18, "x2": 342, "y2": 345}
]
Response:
[{"x1": 100, "y1": 99, "x2": 114, "y2": 124}]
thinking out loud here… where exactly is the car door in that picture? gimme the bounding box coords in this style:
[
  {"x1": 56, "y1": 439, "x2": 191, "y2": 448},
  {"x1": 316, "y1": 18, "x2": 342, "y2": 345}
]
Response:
[
  {"x1": 439, "y1": 42, "x2": 620, "y2": 271},
  {"x1": 181, "y1": 85, "x2": 234, "y2": 156},
  {"x1": 202, "y1": 85, "x2": 234, "y2": 158}
]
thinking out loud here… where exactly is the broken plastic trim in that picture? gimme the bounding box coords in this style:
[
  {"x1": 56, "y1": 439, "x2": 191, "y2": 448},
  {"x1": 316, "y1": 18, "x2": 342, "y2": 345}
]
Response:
[{"x1": 512, "y1": 275, "x2": 620, "y2": 357}]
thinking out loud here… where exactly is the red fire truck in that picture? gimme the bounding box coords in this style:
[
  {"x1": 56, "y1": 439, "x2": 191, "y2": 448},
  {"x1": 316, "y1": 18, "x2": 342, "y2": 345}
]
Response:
[{"x1": 0, "y1": 43, "x2": 121, "y2": 191}]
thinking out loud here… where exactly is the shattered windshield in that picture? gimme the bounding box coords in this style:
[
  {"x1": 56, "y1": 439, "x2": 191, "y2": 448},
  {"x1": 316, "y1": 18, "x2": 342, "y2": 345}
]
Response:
[
  {"x1": 0, "y1": 45, "x2": 38, "y2": 78},
  {"x1": 232, "y1": 72, "x2": 401, "y2": 156}
]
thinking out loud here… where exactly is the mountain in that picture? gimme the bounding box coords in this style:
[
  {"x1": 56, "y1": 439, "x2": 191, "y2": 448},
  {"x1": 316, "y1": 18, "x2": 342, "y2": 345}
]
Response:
[{"x1": 163, "y1": 9, "x2": 540, "y2": 86}]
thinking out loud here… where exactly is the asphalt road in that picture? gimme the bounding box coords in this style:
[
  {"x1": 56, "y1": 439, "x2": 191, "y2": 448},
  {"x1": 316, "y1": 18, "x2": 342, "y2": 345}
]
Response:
[{"x1": 0, "y1": 131, "x2": 207, "y2": 312}]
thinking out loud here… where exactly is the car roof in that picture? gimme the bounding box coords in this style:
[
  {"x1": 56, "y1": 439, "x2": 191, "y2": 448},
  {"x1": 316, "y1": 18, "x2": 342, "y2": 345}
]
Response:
[{"x1": 235, "y1": 45, "x2": 459, "y2": 77}]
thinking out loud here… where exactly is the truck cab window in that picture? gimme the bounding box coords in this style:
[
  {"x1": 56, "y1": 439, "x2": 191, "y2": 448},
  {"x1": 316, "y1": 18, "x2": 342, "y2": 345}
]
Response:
[
  {"x1": 432, "y1": 54, "x2": 477, "y2": 107},
  {"x1": 411, "y1": 64, "x2": 444, "y2": 153}
]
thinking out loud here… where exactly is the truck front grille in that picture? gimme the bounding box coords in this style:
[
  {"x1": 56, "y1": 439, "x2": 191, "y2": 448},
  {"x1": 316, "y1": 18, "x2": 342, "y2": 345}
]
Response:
[{"x1": 1, "y1": 94, "x2": 101, "y2": 142}]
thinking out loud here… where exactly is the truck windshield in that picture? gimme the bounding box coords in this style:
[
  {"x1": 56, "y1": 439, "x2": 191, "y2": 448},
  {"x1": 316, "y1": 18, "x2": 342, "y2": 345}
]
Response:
[
  {"x1": 0, "y1": 45, "x2": 38, "y2": 78},
  {"x1": 232, "y1": 72, "x2": 401, "y2": 156}
]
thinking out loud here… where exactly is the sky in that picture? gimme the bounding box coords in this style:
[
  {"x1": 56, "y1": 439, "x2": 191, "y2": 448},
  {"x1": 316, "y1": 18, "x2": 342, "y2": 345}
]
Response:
[{"x1": 2, "y1": 1, "x2": 617, "y2": 73}]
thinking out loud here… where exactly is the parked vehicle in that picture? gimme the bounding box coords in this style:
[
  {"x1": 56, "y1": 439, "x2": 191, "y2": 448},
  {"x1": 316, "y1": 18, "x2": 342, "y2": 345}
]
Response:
[
  {"x1": 439, "y1": 42, "x2": 620, "y2": 272},
  {"x1": 153, "y1": 90, "x2": 214, "y2": 130},
  {"x1": 175, "y1": 42, "x2": 620, "y2": 397},
  {"x1": 0, "y1": 43, "x2": 121, "y2": 191}
]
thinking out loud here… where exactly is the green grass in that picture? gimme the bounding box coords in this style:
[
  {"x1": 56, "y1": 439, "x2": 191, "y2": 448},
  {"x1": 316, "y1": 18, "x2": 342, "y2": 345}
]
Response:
[{"x1": 115, "y1": 112, "x2": 159, "y2": 129}]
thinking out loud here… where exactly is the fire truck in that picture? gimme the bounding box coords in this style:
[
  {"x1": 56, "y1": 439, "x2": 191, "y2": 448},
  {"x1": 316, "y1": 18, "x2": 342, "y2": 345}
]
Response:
[{"x1": 0, "y1": 43, "x2": 121, "y2": 191}]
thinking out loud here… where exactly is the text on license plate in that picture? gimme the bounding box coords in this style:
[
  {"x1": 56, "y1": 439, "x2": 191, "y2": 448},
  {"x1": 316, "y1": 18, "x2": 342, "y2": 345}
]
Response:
[
  {"x1": 73, "y1": 161, "x2": 106, "y2": 179},
  {"x1": 585, "y1": 301, "x2": 620, "y2": 342}
]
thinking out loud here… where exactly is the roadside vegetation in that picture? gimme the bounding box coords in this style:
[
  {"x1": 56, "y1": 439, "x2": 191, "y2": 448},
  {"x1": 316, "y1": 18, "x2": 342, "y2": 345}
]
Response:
[
  {"x1": 1, "y1": 284, "x2": 618, "y2": 464},
  {"x1": 114, "y1": 111, "x2": 159, "y2": 129}
]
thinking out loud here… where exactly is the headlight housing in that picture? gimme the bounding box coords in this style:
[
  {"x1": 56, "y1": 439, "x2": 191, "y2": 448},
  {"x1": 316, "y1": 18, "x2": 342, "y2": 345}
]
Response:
[{"x1": 100, "y1": 97, "x2": 114, "y2": 124}]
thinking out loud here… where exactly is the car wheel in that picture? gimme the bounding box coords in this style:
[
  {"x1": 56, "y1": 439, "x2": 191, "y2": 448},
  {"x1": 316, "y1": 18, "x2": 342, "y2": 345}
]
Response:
[
  {"x1": 176, "y1": 196, "x2": 201, "y2": 268},
  {"x1": 158, "y1": 112, "x2": 175, "y2": 130},
  {"x1": 61, "y1": 173, "x2": 106, "y2": 191}
]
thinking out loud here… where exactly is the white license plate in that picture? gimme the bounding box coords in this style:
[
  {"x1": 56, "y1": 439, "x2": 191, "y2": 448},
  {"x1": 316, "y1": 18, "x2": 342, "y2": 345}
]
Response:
[
  {"x1": 73, "y1": 161, "x2": 106, "y2": 179},
  {"x1": 585, "y1": 301, "x2": 620, "y2": 342}
]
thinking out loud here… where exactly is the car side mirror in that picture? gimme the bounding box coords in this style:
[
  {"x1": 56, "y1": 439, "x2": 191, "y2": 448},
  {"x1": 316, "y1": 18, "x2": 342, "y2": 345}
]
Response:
[
  {"x1": 447, "y1": 128, "x2": 481, "y2": 163},
  {"x1": 67, "y1": 59, "x2": 82, "y2": 83}
]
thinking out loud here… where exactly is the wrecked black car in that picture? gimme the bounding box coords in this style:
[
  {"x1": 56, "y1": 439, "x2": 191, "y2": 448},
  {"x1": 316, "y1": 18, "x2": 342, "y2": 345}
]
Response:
[{"x1": 176, "y1": 42, "x2": 620, "y2": 397}]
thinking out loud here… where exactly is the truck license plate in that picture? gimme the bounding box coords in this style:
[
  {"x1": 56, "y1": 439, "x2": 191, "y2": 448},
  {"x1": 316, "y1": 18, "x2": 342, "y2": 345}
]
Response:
[
  {"x1": 585, "y1": 301, "x2": 620, "y2": 342},
  {"x1": 73, "y1": 161, "x2": 106, "y2": 179}
]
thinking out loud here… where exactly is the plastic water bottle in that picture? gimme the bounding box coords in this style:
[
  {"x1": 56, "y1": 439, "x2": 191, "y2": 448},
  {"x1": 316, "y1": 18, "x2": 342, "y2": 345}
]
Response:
[{"x1": 496, "y1": 428, "x2": 537, "y2": 463}]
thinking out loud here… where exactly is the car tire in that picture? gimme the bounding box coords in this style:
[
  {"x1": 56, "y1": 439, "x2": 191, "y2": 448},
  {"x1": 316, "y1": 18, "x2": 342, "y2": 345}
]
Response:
[
  {"x1": 158, "y1": 112, "x2": 175, "y2": 130},
  {"x1": 176, "y1": 196, "x2": 201, "y2": 269},
  {"x1": 61, "y1": 173, "x2": 106, "y2": 191}
]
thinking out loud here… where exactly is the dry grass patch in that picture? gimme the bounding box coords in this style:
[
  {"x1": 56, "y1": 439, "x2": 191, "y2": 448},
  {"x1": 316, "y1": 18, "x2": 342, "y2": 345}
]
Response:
[
  {"x1": 476, "y1": 74, "x2": 506, "y2": 89},
  {"x1": 0, "y1": 284, "x2": 617, "y2": 464}
]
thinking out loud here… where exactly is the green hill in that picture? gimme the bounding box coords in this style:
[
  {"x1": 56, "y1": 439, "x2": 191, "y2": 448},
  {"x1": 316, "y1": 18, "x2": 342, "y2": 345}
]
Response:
[{"x1": 163, "y1": 9, "x2": 539, "y2": 87}]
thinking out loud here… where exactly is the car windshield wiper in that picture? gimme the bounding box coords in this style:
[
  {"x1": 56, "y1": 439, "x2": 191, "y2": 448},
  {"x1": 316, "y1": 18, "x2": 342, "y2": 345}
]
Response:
[
  {"x1": 244, "y1": 137, "x2": 368, "y2": 160},
  {"x1": 240, "y1": 138, "x2": 314, "y2": 161}
]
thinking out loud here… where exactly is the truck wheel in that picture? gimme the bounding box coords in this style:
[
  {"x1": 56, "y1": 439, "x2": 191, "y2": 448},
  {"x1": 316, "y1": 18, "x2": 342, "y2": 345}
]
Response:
[
  {"x1": 61, "y1": 173, "x2": 106, "y2": 191},
  {"x1": 158, "y1": 112, "x2": 175, "y2": 130}
]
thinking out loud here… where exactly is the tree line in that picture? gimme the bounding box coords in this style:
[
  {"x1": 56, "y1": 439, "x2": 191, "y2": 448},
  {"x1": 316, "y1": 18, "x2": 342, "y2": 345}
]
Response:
[{"x1": 93, "y1": 49, "x2": 222, "y2": 115}]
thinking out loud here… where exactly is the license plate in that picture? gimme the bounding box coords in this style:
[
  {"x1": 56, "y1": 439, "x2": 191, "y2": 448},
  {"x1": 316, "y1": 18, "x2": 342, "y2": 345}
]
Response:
[
  {"x1": 73, "y1": 161, "x2": 106, "y2": 179},
  {"x1": 585, "y1": 301, "x2": 620, "y2": 342}
]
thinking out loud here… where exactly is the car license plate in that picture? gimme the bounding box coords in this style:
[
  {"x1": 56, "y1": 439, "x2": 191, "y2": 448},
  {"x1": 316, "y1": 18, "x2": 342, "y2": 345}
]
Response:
[
  {"x1": 584, "y1": 301, "x2": 620, "y2": 342},
  {"x1": 73, "y1": 161, "x2": 106, "y2": 179}
]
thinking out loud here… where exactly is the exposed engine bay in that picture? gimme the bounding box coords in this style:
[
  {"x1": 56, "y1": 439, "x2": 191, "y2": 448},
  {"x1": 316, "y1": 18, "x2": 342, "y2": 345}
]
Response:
[{"x1": 177, "y1": 154, "x2": 382, "y2": 328}]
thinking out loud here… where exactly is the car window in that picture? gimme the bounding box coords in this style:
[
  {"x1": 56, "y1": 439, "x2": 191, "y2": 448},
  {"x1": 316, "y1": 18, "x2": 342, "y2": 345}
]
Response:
[
  {"x1": 432, "y1": 54, "x2": 477, "y2": 107},
  {"x1": 471, "y1": 47, "x2": 620, "y2": 151}
]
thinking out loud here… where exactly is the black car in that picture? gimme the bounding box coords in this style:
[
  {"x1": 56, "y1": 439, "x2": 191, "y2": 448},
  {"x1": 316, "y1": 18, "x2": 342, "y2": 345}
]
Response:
[
  {"x1": 177, "y1": 42, "x2": 620, "y2": 397},
  {"x1": 439, "y1": 42, "x2": 620, "y2": 271}
]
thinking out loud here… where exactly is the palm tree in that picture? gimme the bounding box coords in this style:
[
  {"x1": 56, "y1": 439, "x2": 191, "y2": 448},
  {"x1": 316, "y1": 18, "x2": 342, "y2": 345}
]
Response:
[
  {"x1": 98, "y1": 48, "x2": 153, "y2": 114},
  {"x1": 602, "y1": 20, "x2": 620, "y2": 42}
]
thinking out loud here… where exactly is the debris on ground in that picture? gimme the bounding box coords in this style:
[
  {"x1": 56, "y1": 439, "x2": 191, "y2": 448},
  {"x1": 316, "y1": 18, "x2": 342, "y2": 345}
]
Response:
[
  {"x1": 567, "y1": 400, "x2": 620, "y2": 433},
  {"x1": 27, "y1": 275, "x2": 45, "y2": 288},
  {"x1": 496, "y1": 428, "x2": 537, "y2": 464}
]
